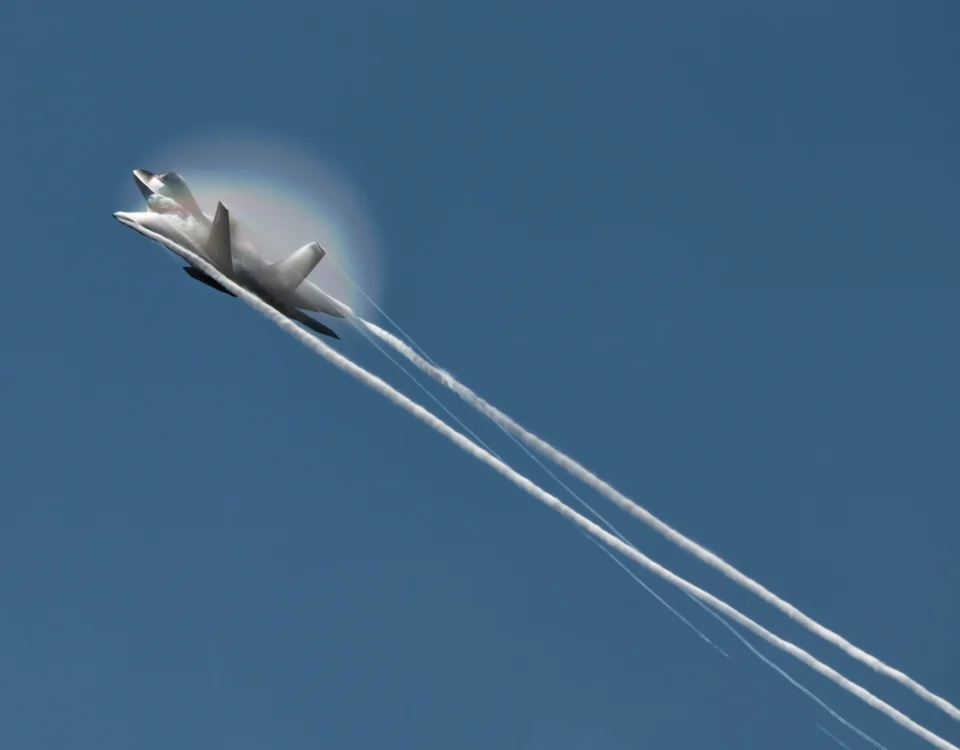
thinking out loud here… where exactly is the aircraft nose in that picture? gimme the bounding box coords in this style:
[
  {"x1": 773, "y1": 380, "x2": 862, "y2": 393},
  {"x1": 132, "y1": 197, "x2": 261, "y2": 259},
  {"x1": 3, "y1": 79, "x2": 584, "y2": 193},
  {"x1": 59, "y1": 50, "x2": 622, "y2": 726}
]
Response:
[{"x1": 113, "y1": 211, "x2": 134, "y2": 226}]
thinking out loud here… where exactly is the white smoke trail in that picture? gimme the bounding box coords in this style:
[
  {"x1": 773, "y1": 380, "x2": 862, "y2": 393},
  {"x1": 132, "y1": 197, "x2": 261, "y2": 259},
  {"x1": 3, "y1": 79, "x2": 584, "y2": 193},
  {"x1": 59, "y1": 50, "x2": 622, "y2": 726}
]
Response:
[
  {"x1": 595, "y1": 539, "x2": 888, "y2": 750},
  {"x1": 591, "y1": 533, "x2": 734, "y2": 658},
  {"x1": 342, "y1": 308, "x2": 729, "y2": 658},
  {"x1": 324, "y1": 252, "x2": 901, "y2": 750},
  {"x1": 329, "y1": 263, "x2": 730, "y2": 658},
  {"x1": 330, "y1": 271, "x2": 736, "y2": 660},
  {"x1": 699, "y1": 602, "x2": 889, "y2": 750},
  {"x1": 127, "y1": 233, "x2": 956, "y2": 749},
  {"x1": 385, "y1": 327, "x2": 881, "y2": 750},
  {"x1": 340, "y1": 295, "x2": 901, "y2": 747},
  {"x1": 362, "y1": 321, "x2": 959, "y2": 725}
]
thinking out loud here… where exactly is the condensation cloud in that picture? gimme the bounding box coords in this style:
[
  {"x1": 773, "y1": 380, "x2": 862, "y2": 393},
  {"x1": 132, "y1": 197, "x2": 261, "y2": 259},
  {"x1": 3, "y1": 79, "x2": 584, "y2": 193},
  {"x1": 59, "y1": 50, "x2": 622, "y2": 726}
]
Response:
[{"x1": 123, "y1": 131, "x2": 384, "y2": 319}]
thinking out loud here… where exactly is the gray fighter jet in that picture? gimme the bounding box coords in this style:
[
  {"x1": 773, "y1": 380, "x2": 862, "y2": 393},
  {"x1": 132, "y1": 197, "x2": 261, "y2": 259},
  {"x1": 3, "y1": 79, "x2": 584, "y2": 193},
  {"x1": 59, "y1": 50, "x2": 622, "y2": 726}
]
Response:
[{"x1": 113, "y1": 169, "x2": 345, "y2": 339}]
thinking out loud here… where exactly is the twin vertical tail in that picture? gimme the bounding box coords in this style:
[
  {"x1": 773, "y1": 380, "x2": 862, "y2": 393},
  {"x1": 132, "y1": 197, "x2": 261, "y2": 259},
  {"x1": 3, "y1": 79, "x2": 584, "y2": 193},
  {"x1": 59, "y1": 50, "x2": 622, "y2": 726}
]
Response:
[
  {"x1": 133, "y1": 169, "x2": 165, "y2": 200},
  {"x1": 133, "y1": 169, "x2": 206, "y2": 219},
  {"x1": 206, "y1": 202, "x2": 235, "y2": 274}
]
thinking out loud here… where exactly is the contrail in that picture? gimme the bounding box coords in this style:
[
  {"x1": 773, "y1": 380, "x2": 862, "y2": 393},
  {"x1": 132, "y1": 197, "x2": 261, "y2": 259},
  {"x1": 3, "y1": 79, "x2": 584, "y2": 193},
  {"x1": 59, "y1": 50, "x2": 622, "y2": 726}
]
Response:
[
  {"x1": 698, "y1": 602, "x2": 889, "y2": 750},
  {"x1": 340, "y1": 296, "x2": 897, "y2": 747},
  {"x1": 361, "y1": 321, "x2": 960, "y2": 725},
  {"x1": 331, "y1": 269, "x2": 731, "y2": 659},
  {"x1": 819, "y1": 723, "x2": 856, "y2": 750},
  {"x1": 132, "y1": 234, "x2": 956, "y2": 750},
  {"x1": 332, "y1": 266, "x2": 728, "y2": 658},
  {"x1": 589, "y1": 533, "x2": 732, "y2": 657},
  {"x1": 590, "y1": 538, "x2": 889, "y2": 749},
  {"x1": 344, "y1": 308, "x2": 728, "y2": 658}
]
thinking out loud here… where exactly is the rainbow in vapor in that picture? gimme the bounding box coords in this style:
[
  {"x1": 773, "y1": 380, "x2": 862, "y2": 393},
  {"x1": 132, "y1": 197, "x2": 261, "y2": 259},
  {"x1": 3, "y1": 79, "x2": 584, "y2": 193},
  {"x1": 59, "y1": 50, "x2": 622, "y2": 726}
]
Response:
[{"x1": 121, "y1": 132, "x2": 384, "y2": 319}]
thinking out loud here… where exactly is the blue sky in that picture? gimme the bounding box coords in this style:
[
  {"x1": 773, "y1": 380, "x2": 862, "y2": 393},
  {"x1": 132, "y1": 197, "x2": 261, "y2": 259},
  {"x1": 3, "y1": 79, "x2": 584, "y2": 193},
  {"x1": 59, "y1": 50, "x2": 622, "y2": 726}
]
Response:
[{"x1": 1, "y1": 1, "x2": 958, "y2": 748}]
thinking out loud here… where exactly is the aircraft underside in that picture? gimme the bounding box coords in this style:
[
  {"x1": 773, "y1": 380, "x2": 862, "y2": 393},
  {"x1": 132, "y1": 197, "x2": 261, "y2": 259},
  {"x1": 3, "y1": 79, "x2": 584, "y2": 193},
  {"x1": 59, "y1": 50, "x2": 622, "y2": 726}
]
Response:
[
  {"x1": 182, "y1": 266, "x2": 236, "y2": 296},
  {"x1": 181, "y1": 265, "x2": 340, "y2": 339}
]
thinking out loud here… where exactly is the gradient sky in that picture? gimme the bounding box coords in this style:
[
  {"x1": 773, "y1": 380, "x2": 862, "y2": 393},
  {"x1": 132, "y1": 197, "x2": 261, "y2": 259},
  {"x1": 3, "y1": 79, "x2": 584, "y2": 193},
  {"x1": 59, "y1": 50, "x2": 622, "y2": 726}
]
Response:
[{"x1": 1, "y1": 2, "x2": 958, "y2": 749}]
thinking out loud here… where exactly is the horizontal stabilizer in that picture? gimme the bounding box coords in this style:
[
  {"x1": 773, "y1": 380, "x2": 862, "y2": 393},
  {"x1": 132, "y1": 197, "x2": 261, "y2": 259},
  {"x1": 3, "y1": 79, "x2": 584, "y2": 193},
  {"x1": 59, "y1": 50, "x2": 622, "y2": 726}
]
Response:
[
  {"x1": 270, "y1": 242, "x2": 326, "y2": 292},
  {"x1": 289, "y1": 280, "x2": 348, "y2": 318},
  {"x1": 205, "y1": 202, "x2": 234, "y2": 274},
  {"x1": 183, "y1": 266, "x2": 236, "y2": 296}
]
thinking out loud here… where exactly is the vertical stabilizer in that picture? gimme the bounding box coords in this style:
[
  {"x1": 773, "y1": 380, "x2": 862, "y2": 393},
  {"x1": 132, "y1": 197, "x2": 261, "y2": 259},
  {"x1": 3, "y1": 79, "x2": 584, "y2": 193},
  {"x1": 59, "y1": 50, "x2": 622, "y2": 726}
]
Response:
[
  {"x1": 158, "y1": 172, "x2": 205, "y2": 219},
  {"x1": 206, "y1": 202, "x2": 234, "y2": 274},
  {"x1": 133, "y1": 169, "x2": 166, "y2": 200}
]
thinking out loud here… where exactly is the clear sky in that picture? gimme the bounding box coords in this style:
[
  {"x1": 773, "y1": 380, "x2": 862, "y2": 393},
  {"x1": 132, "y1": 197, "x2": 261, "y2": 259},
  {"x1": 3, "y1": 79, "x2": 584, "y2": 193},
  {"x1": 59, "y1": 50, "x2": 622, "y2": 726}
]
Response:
[{"x1": 1, "y1": 2, "x2": 958, "y2": 749}]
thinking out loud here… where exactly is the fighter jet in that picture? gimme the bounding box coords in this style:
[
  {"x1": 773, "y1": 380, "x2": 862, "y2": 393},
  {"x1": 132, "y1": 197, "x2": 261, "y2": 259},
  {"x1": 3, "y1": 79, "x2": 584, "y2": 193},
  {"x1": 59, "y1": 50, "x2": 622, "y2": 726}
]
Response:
[{"x1": 113, "y1": 169, "x2": 345, "y2": 339}]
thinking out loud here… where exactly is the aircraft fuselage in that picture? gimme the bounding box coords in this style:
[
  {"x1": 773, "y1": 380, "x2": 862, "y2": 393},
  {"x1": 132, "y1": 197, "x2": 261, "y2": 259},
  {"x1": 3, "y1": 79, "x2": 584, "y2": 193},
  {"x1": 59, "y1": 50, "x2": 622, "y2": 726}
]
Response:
[{"x1": 113, "y1": 170, "x2": 346, "y2": 339}]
